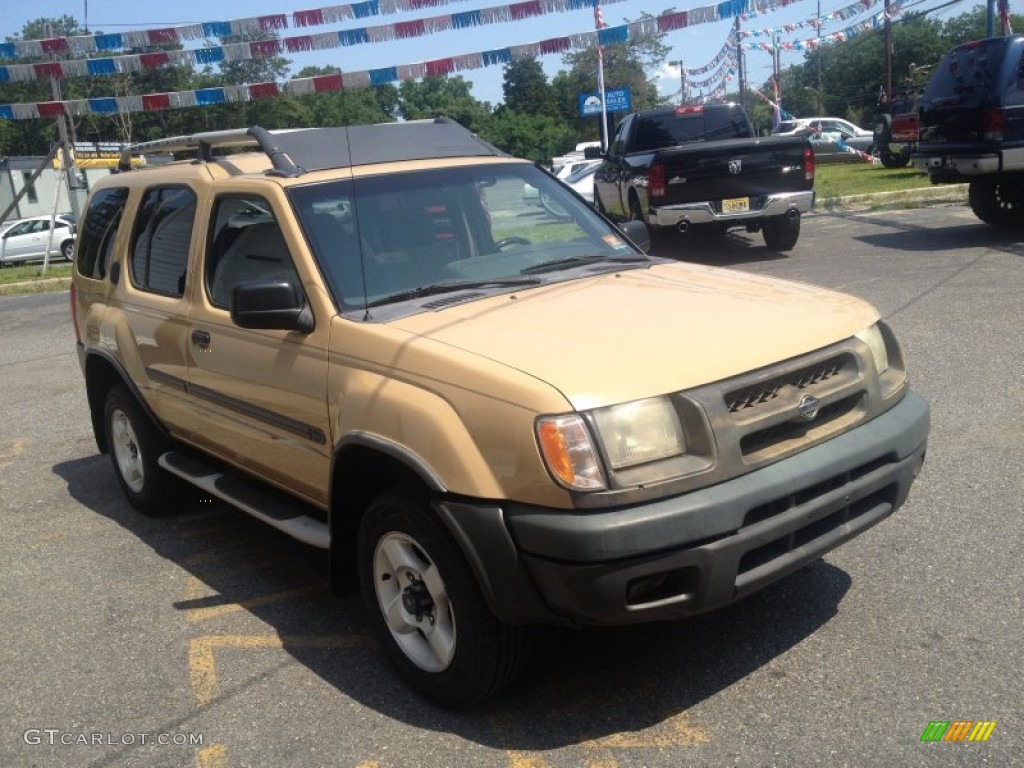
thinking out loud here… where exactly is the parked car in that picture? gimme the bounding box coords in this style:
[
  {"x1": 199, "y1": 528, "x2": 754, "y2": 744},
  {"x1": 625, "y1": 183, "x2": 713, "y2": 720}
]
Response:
[
  {"x1": 72, "y1": 121, "x2": 928, "y2": 707},
  {"x1": 0, "y1": 214, "x2": 76, "y2": 265},
  {"x1": 524, "y1": 158, "x2": 602, "y2": 214},
  {"x1": 773, "y1": 117, "x2": 875, "y2": 160},
  {"x1": 912, "y1": 35, "x2": 1024, "y2": 227}
]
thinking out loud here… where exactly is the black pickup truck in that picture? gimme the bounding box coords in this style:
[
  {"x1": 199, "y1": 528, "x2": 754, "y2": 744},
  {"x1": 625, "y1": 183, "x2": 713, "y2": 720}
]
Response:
[
  {"x1": 911, "y1": 35, "x2": 1024, "y2": 226},
  {"x1": 587, "y1": 103, "x2": 815, "y2": 251}
]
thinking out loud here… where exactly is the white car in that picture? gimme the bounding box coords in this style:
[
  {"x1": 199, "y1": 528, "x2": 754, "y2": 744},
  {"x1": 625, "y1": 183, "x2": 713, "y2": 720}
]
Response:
[{"x1": 0, "y1": 214, "x2": 77, "y2": 265}]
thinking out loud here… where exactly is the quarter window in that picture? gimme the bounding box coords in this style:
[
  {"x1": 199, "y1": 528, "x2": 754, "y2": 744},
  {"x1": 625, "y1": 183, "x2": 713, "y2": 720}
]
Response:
[{"x1": 130, "y1": 186, "x2": 196, "y2": 297}]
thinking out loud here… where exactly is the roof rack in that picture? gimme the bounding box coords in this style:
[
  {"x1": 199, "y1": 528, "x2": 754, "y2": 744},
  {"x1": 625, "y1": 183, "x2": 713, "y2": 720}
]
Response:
[{"x1": 117, "y1": 118, "x2": 507, "y2": 176}]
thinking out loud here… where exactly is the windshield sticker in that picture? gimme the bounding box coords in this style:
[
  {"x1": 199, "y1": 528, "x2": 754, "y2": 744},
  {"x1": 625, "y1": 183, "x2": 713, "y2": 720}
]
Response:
[{"x1": 603, "y1": 234, "x2": 629, "y2": 249}]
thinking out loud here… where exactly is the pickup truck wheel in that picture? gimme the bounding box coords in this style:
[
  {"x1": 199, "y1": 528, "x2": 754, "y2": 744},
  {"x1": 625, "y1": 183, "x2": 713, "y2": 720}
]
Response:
[
  {"x1": 762, "y1": 213, "x2": 801, "y2": 252},
  {"x1": 104, "y1": 384, "x2": 176, "y2": 515},
  {"x1": 968, "y1": 180, "x2": 1024, "y2": 227},
  {"x1": 879, "y1": 148, "x2": 911, "y2": 169},
  {"x1": 358, "y1": 487, "x2": 531, "y2": 707}
]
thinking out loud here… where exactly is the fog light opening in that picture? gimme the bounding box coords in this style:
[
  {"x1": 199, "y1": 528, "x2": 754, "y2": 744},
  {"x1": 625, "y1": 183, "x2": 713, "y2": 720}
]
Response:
[{"x1": 625, "y1": 566, "x2": 700, "y2": 607}]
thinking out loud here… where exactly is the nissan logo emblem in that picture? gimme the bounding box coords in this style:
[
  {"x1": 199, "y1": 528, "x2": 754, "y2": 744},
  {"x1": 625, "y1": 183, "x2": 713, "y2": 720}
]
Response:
[{"x1": 798, "y1": 394, "x2": 821, "y2": 421}]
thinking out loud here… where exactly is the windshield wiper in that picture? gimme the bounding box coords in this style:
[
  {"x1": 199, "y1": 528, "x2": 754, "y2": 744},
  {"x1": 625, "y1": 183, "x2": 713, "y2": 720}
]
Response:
[
  {"x1": 519, "y1": 254, "x2": 647, "y2": 275},
  {"x1": 364, "y1": 276, "x2": 542, "y2": 308}
]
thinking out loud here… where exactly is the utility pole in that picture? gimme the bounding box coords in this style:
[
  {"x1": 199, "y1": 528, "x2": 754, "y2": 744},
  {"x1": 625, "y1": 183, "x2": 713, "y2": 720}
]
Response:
[
  {"x1": 816, "y1": 0, "x2": 824, "y2": 113},
  {"x1": 671, "y1": 60, "x2": 686, "y2": 104},
  {"x1": 735, "y1": 17, "x2": 745, "y2": 108},
  {"x1": 884, "y1": 0, "x2": 893, "y2": 104}
]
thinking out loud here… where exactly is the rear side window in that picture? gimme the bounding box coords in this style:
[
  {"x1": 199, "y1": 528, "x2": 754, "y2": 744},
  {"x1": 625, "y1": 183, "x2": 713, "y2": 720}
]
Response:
[
  {"x1": 130, "y1": 186, "x2": 196, "y2": 297},
  {"x1": 76, "y1": 187, "x2": 129, "y2": 280}
]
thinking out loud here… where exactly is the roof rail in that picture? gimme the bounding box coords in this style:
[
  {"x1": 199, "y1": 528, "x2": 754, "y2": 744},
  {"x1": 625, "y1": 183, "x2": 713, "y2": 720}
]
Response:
[{"x1": 118, "y1": 126, "x2": 301, "y2": 176}]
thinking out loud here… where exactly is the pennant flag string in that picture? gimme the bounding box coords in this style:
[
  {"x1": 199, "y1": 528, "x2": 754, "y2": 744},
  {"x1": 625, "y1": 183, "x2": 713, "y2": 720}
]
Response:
[
  {"x1": 0, "y1": 0, "x2": 629, "y2": 61},
  {"x1": 0, "y1": 0, "x2": 814, "y2": 85}
]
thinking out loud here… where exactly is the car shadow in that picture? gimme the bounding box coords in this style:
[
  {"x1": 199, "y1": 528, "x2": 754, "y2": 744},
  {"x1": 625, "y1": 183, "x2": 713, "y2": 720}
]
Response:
[
  {"x1": 648, "y1": 228, "x2": 792, "y2": 266},
  {"x1": 834, "y1": 210, "x2": 1024, "y2": 257},
  {"x1": 53, "y1": 454, "x2": 852, "y2": 751}
]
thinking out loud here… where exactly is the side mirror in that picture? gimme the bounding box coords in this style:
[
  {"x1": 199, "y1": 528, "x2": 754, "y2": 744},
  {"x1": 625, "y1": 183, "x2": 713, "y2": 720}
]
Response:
[
  {"x1": 584, "y1": 146, "x2": 605, "y2": 160},
  {"x1": 231, "y1": 280, "x2": 314, "y2": 333},
  {"x1": 620, "y1": 220, "x2": 651, "y2": 254}
]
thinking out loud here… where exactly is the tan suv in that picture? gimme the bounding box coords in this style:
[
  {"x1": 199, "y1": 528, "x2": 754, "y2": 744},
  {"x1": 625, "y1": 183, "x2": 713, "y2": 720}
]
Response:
[{"x1": 71, "y1": 120, "x2": 929, "y2": 706}]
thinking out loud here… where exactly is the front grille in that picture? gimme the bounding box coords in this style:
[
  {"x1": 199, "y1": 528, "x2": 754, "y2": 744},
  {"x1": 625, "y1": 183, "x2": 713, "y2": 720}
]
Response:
[
  {"x1": 739, "y1": 393, "x2": 863, "y2": 458},
  {"x1": 726, "y1": 356, "x2": 847, "y2": 414}
]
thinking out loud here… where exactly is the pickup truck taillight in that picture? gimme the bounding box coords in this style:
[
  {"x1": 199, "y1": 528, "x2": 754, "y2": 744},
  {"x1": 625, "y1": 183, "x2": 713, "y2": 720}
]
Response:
[
  {"x1": 983, "y1": 108, "x2": 1004, "y2": 140},
  {"x1": 891, "y1": 113, "x2": 919, "y2": 143},
  {"x1": 803, "y1": 146, "x2": 815, "y2": 183},
  {"x1": 648, "y1": 162, "x2": 667, "y2": 199}
]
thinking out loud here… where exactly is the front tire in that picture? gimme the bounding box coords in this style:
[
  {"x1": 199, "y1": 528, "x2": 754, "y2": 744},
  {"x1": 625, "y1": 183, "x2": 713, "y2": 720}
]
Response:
[
  {"x1": 968, "y1": 179, "x2": 1024, "y2": 227},
  {"x1": 104, "y1": 384, "x2": 176, "y2": 515},
  {"x1": 357, "y1": 487, "x2": 531, "y2": 707},
  {"x1": 762, "y1": 212, "x2": 801, "y2": 252}
]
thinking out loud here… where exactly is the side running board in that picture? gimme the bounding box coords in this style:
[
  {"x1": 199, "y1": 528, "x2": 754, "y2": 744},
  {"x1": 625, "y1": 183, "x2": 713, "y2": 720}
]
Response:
[{"x1": 158, "y1": 451, "x2": 330, "y2": 549}]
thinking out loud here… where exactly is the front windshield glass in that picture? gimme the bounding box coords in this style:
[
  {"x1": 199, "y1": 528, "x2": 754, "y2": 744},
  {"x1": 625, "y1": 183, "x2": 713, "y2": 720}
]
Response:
[{"x1": 288, "y1": 162, "x2": 643, "y2": 316}]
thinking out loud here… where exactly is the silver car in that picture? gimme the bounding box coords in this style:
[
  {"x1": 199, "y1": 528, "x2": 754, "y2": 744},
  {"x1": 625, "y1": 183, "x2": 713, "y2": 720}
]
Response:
[{"x1": 0, "y1": 214, "x2": 76, "y2": 265}]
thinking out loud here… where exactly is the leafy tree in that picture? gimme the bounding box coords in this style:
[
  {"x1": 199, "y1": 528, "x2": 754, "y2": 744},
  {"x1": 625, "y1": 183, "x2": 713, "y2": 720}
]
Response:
[
  {"x1": 398, "y1": 76, "x2": 492, "y2": 133},
  {"x1": 480, "y1": 111, "x2": 575, "y2": 164},
  {"x1": 501, "y1": 57, "x2": 556, "y2": 115}
]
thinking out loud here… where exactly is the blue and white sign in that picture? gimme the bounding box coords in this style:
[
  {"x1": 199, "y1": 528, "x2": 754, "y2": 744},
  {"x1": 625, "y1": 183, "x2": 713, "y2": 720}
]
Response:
[{"x1": 578, "y1": 88, "x2": 631, "y2": 116}]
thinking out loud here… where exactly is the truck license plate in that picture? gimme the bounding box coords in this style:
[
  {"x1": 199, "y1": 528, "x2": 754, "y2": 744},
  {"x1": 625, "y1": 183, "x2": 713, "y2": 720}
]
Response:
[{"x1": 722, "y1": 197, "x2": 749, "y2": 213}]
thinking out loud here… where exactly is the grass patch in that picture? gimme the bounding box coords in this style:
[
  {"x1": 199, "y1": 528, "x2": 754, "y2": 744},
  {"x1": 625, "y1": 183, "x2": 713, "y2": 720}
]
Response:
[
  {"x1": 814, "y1": 163, "x2": 933, "y2": 199},
  {"x1": 0, "y1": 262, "x2": 73, "y2": 285}
]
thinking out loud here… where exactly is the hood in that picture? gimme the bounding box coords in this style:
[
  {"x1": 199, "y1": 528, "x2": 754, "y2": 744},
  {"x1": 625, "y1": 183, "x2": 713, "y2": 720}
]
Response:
[{"x1": 392, "y1": 262, "x2": 879, "y2": 410}]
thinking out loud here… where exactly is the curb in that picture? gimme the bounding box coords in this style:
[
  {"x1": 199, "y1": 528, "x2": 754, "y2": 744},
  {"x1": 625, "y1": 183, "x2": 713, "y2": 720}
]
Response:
[
  {"x1": 0, "y1": 276, "x2": 72, "y2": 296},
  {"x1": 815, "y1": 184, "x2": 968, "y2": 212}
]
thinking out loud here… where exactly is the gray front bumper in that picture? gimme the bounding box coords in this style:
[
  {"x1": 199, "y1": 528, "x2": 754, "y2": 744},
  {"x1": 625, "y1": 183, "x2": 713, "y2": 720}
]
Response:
[
  {"x1": 493, "y1": 391, "x2": 928, "y2": 626},
  {"x1": 650, "y1": 189, "x2": 815, "y2": 228}
]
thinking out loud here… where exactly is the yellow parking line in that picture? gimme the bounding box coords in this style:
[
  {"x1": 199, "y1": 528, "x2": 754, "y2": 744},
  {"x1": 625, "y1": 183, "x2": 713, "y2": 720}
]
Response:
[
  {"x1": 188, "y1": 634, "x2": 366, "y2": 707},
  {"x1": 0, "y1": 437, "x2": 27, "y2": 468},
  {"x1": 507, "y1": 751, "x2": 550, "y2": 768},
  {"x1": 195, "y1": 743, "x2": 228, "y2": 768}
]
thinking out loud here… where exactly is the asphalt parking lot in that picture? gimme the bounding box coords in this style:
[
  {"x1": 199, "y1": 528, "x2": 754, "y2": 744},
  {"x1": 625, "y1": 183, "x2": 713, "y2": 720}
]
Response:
[{"x1": 1, "y1": 203, "x2": 1021, "y2": 767}]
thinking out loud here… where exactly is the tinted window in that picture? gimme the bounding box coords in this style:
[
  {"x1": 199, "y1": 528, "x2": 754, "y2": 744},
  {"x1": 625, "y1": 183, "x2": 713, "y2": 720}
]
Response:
[
  {"x1": 130, "y1": 186, "x2": 196, "y2": 297},
  {"x1": 76, "y1": 187, "x2": 129, "y2": 280}
]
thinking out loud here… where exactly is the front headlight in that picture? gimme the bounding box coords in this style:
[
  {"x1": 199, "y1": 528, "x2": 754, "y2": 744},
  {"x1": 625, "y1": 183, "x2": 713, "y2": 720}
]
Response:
[
  {"x1": 855, "y1": 324, "x2": 889, "y2": 375},
  {"x1": 536, "y1": 396, "x2": 691, "y2": 492},
  {"x1": 855, "y1": 321, "x2": 907, "y2": 401},
  {"x1": 592, "y1": 397, "x2": 686, "y2": 470}
]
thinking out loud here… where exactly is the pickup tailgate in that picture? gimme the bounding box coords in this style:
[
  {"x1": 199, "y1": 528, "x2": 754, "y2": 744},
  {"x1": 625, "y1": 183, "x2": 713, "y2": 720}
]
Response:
[{"x1": 651, "y1": 136, "x2": 811, "y2": 206}]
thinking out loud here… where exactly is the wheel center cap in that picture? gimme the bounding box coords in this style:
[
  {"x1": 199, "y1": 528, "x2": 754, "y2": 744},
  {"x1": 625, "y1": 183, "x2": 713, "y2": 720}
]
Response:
[{"x1": 401, "y1": 578, "x2": 434, "y2": 620}]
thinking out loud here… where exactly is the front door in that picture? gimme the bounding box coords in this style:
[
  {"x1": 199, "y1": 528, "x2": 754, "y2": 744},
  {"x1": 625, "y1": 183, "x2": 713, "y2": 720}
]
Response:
[{"x1": 182, "y1": 192, "x2": 332, "y2": 507}]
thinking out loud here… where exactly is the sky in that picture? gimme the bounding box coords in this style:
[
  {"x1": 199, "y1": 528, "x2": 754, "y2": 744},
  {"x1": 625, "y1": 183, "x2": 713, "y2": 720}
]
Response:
[{"x1": 3, "y1": 0, "x2": 981, "y2": 109}]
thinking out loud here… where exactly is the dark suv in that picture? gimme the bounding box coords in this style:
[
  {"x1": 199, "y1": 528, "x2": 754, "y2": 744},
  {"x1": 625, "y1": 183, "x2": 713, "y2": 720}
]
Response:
[{"x1": 912, "y1": 35, "x2": 1024, "y2": 226}]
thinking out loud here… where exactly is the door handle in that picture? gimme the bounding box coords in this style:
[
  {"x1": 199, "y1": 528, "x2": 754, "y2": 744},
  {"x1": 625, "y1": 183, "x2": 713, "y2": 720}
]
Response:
[{"x1": 191, "y1": 330, "x2": 211, "y2": 349}]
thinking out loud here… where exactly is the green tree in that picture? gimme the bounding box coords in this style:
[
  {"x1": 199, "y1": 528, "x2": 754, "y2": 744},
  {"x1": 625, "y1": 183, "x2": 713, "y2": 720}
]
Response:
[
  {"x1": 397, "y1": 76, "x2": 492, "y2": 133},
  {"x1": 501, "y1": 57, "x2": 556, "y2": 114},
  {"x1": 480, "y1": 111, "x2": 575, "y2": 164}
]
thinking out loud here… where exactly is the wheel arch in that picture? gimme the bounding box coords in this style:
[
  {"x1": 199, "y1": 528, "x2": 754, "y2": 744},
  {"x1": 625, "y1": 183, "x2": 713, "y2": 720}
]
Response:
[
  {"x1": 84, "y1": 350, "x2": 165, "y2": 454},
  {"x1": 327, "y1": 436, "x2": 443, "y2": 593}
]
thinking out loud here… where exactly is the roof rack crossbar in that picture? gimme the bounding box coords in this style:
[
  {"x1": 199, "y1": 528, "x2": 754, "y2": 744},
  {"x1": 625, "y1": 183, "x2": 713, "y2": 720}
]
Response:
[{"x1": 117, "y1": 126, "x2": 299, "y2": 174}]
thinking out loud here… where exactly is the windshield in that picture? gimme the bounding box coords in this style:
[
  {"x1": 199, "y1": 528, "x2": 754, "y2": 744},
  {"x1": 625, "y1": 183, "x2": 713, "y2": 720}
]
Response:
[{"x1": 289, "y1": 163, "x2": 645, "y2": 316}]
